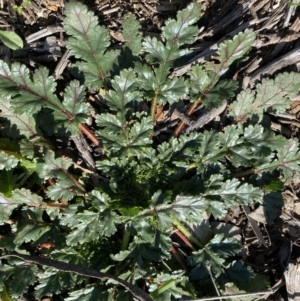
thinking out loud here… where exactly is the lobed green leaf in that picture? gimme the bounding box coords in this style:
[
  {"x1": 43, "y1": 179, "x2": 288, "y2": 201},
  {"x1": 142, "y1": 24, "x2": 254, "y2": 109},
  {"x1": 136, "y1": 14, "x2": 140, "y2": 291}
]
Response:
[
  {"x1": 256, "y1": 138, "x2": 300, "y2": 180},
  {"x1": 0, "y1": 152, "x2": 19, "y2": 170},
  {"x1": 218, "y1": 29, "x2": 256, "y2": 69},
  {"x1": 188, "y1": 234, "x2": 241, "y2": 280},
  {"x1": 0, "y1": 262, "x2": 38, "y2": 297},
  {"x1": 162, "y1": 2, "x2": 201, "y2": 45},
  {"x1": 0, "y1": 99, "x2": 38, "y2": 139},
  {"x1": 64, "y1": 1, "x2": 119, "y2": 89},
  {"x1": 229, "y1": 72, "x2": 300, "y2": 122},
  {"x1": 122, "y1": 14, "x2": 142, "y2": 56}
]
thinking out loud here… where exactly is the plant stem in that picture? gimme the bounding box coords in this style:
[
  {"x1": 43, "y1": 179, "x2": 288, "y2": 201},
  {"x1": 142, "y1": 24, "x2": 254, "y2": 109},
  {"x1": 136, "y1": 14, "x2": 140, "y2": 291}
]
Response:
[
  {"x1": 170, "y1": 245, "x2": 188, "y2": 272},
  {"x1": 121, "y1": 227, "x2": 131, "y2": 251},
  {"x1": 174, "y1": 96, "x2": 202, "y2": 137},
  {"x1": 173, "y1": 219, "x2": 204, "y2": 249},
  {"x1": 46, "y1": 203, "x2": 69, "y2": 209},
  {"x1": 149, "y1": 276, "x2": 178, "y2": 299},
  {"x1": 173, "y1": 229, "x2": 196, "y2": 251},
  {"x1": 78, "y1": 123, "x2": 99, "y2": 146},
  {"x1": 150, "y1": 95, "x2": 158, "y2": 121},
  {"x1": 114, "y1": 228, "x2": 132, "y2": 277},
  {"x1": 231, "y1": 168, "x2": 256, "y2": 178}
]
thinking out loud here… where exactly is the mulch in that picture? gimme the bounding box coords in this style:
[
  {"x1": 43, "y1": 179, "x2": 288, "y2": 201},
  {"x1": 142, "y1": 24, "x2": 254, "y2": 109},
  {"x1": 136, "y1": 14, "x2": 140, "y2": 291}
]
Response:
[{"x1": 1, "y1": 0, "x2": 300, "y2": 300}]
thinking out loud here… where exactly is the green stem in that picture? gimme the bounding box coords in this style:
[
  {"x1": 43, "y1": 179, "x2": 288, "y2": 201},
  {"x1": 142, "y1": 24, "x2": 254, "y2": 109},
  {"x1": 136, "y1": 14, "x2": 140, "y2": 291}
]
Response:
[
  {"x1": 121, "y1": 228, "x2": 131, "y2": 251},
  {"x1": 286, "y1": 1, "x2": 300, "y2": 6},
  {"x1": 150, "y1": 278, "x2": 177, "y2": 299},
  {"x1": 114, "y1": 228, "x2": 132, "y2": 277},
  {"x1": 150, "y1": 95, "x2": 158, "y2": 120},
  {"x1": 172, "y1": 219, "x2": 204, "y2": 249}
]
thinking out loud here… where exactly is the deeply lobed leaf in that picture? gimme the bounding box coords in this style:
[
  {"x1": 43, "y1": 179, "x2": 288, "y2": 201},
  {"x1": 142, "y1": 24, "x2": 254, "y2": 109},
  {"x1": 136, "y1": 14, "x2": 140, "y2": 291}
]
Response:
[
  {"x1": 0, "y1": 99, "x2": 39, "y2": 139},
  {"x1": 256, "y1": 138, "x2": 300, "y2": 179},
  {"x1": 162, "y1": 3, "x2": 201, "y2": 45},
  {"x1": 188, "y1": 234, "x2": 242, "y2": 280},
  {"x1": 122, "y1": 14, "x2": 142, "y2": 56},
  {"x1": 0, "y1": 262, "x2": 38, "y2": 297},
  {"x1": 0, "y1": 151, "x2": 19, "y2": 170},
  {"x1": 0, "y1": 62, "x2": 63, "y2": 114},
  {"x1": 229, "y1": 72, "x2": 300, "y2": 122},
  {"x1": 218, "y1": 29, "x2": 256, "y2": 69},
  {"x1": 64, "y1": 1, "x2": 119, "y2": 89}
]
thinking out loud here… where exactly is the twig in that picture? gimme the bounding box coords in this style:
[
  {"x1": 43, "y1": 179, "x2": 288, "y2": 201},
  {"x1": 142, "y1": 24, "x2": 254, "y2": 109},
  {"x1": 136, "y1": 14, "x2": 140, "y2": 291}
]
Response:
[
  {"x1": 144, "y1": 2, "x2": 160, "y2": 13},
  {"x1": 188, "y1": 290, "x2": 276, "y2": 301},
  {"x1": 26, "y1": 26, "x2": 64, "y2": 44},
  {"x1": 54, "y1": 49, "x2": 71, "y2": 79},
  {"x1": 206, "y1": 263, "x2": 221, "y2": 301},
  {"x1": 189, "y1": 278, "x2": 285, "y2": 301},
  {"x1": 72, "y1": 134, "x2": 100, "y2": 187},
  {"x1": 0, "y1": 253, "x2": 153, "y2": 301},
  {"x1": 102, "y1": 7, "x2": 120, "y2": 15}
]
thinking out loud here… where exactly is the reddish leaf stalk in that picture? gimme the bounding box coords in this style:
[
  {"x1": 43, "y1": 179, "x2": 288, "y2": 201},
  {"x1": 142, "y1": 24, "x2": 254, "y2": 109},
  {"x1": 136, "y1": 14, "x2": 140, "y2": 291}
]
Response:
[
  {"x1": 41, "y1": 183, "x2": 48, "y2": 194},
  {"x1": 173, "y1": 64, "x2": 223, "y2": 137},
  {"x1": 65, "y1": 171, "x2": 86, "y2": 192},
  {"x1": 174, "y1": 96, "x2": 202, "y2": 137},
  {"x1": 61, "y1": 110, "x2": 99, "y2": 146},
  {"x1": 47, "y1": 179, "x2": 56, "y2": 186},
  {"x1": 46, "y1": 203, "x2": 69, "y2": 209},
  {"x1": 78, "y1": 123, "x2": 99, "y2": 146},
  {"x1": 231, "y1": 168, "x2": 256, "y2": 178},
  {"x1": 173, "y1": 219, "x2": 204, "y2": 249},
  {"x1": 170, "y1": 245, "x2": 188, "y2": 272},
  {"x1": 173, "y1": 229, "x2": 195, "y2": 251},
  {"x1": 38, "y1": 243, "x2": 55, "y2": 249}
]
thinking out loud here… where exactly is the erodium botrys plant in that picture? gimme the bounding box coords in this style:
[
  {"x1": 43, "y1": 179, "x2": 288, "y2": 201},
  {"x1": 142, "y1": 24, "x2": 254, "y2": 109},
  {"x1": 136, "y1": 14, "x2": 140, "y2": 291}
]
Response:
[{"x1": 0, "y1": 1, "x2": 299, "y2": 300}]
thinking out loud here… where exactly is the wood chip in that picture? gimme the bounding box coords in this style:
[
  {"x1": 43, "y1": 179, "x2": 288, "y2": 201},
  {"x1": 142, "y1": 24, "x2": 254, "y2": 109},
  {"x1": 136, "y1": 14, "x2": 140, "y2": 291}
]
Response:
[
  {"x1": 184, "y1": 100, "x2": 227, "y2": 134},
  {"x1": 26, "y1": 25, "x2": 64, "y2": 44},
  {"x1": 54, "y1": 49, "x2": 70, "y2": 79},
  {"x1": 242, "y1": 205, "x2": 268, "y2": 248},
  {"x1": 284, "y1": 261, "x2": 300, "y2": 301},
  {"x1": 246, "y1": 45, "x2": 300, "y2": 87},
  {"x1": 283, "y1": 0, "x2": 300, "y2": 28},
  {"x1": 248, "y1": 206, "x2": 268, "y2": 224},
  {"x1": 102, "y1": 7, "x2": 120, "y2": 15}
]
